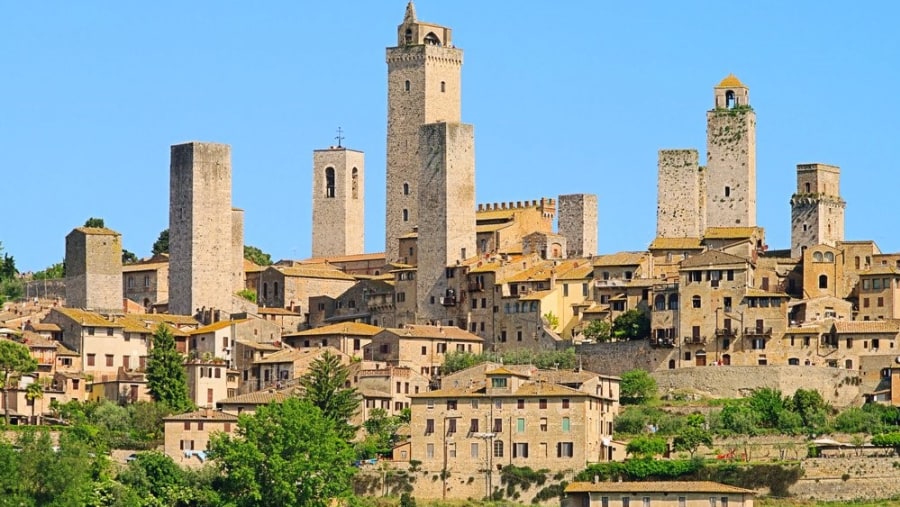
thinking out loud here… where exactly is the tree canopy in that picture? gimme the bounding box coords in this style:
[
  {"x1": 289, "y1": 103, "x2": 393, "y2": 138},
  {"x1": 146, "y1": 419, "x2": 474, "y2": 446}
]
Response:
[
  {"x1": 32, "y1": 261, "x2": 65, "y2": 280},
  {"x1": 243, "y1": 245, "x2": 273, "y2": 266},
  {"x1": 619, "y1": 369, "x2": 657, "y2": 405},
  {"x1": 145, "y1": 324, "x2": 192, "y2": 413},
  {"x1": 152, "y1": 229, "x2": 169, "y2": 256},
  {"x1": 300, "y1": 350, "x2": 361, "y2": 440},
  {"x1": 209, "y1": 398, "x2": 356, "y2": 507},
  {"x1": 0, "y1": 340, "x2": 38, "y2": 424},
  {"x1": 84, "y1": 217, "x2": 105, "y2": 228},
  {"x1": 612, "y1": 309, "x2": 651, "y2": 340},
  {"x1": 122, "y1": 249, "x2": 138, "y2": 264}
]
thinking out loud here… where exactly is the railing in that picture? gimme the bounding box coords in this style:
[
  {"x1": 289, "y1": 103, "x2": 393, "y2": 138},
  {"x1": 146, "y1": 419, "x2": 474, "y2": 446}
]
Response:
[
  {"x1": 744, "y1": 327, "x2": 773, "y2": 338},
  {"x1": 715, "y1": 328, "x2": 738, "y2": 338},
  {"x1": 684, "y1": 336, "x2": 707, "y2": 345},
  {"x1": 650, "y1": 337, "x2": 676, "y2": 348}
]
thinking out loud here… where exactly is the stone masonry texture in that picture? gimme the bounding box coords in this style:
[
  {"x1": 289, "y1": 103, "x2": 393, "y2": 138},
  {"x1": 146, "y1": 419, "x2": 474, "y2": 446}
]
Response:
[
  {"x1": 656, "y1": 149, "x2": 701, "y2": 238},
  {"x1": 65, "y1": 227, "x2": 123, "y2": 313},
  {"x1": 558, "y1": 193, "x2": 598, "y2": 257},
  {"x1": 312, "y1": 148, "x2": 365, "y2": 258}
]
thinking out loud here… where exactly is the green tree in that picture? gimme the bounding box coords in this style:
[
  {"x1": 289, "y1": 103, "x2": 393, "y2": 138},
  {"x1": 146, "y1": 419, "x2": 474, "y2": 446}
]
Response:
[
  {"x1": 243, "y1": 245, "x2": 273, "y2": 266},
  {"x1": 300, "y1": 350, "x2": 361, "y2": 440},
  {"x1": 833, "y1": 407, "x2": 882, "y2": 434},
  {"x1": 791, "y1": 388, "x2": 828, "y2": 432},
  {"x1": 17, "y1": 428, "x2": 99, "y2": 505},
  {"x1": 358, "y1": 408, "x2": 403, "y2": 458},
  {"x1": 209, "y1": 398, "x2": 357, "y2": 507},
  {"x1": 0, "y1": 340, "x2": 38, "y2": 424},
  {"x1": 84, "y1": 217, "x2": 105, "y2": 228},
  {"x1": 32, "y1": 261, "x2": 65, "y2": 280},
  {"x1": 152, "y1": 229, "x2": 169, "y2": 256},
  {"x1": 582, "y1": 319, "x2": 612, "y2": 342},
  {"x1": 612, "y1": 309, "x2": 650, "y2": 340},
  {"x1": 129, "y1": 401, "x2": 171, "y2": 443},
  {"x1": 145, "y1": 324, "x2": 192, "y2": 413},
  {"x1": 714, "y1": 400, "x2": 759, "y2": 436},
  {"x1": 25, "y1": 381, "x2": 43, "y2": 424},
  {"x1": 625, "y1": 435, "x2": 667, "y2": 459},
  {"x1": 122, "y1": 249, "x2": 138, "y2": 265},
  {"x1": 748, "y1": 388, "x2": 789, "y2": 429},
  {"x1": 672, "y1": 425, "x2": 713, "y2": 458},
  {"x1": 619, "y1": 369, "x2": 657, "y2": 405},
  {"x1": 543, "y1": 311, "x2": 559, "y2": 330},
  {"x1": 117, "y1": 451, "x2": 200, "y2": 505}
]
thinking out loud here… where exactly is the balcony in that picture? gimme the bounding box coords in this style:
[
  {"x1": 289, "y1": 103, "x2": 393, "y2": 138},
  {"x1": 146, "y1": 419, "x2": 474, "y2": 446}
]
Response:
[
  {"x1": 468, "y1": 281, "x2": 485, "y2": 292},
  {"x1": 744, "y1": 327, "x2": 773, "y2": 338},
  {"x1": 684, "y1": 336, "x2": 707, "y2": 345},
  {"x1": 650, "y1": 337, "x2": 676, "y2": 348},
  {"x1": 715, "y1": 328, "x2": 738, "y2": 338},
  {"x1": 439, "y1": 296, "x2": 457, "y2": 306}
]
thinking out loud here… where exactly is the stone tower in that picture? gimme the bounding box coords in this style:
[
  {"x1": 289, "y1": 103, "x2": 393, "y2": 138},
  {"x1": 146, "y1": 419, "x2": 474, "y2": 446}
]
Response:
[
  {"x1": 64, "y1": 226, "x2": 123, "y2": 313},
  {"x1": 656, "y1": 150, "x2": 704, "y2": 238},
  {"x1": 557, "y1": 193, "x2": 598, "y2": 257},
  {"x1": 790, "y1": 163, "x2": 845, "y2": 257},
  {"x1": 168, "y1": 142, "x2": 237, "y2": 317},
  {"x1": 232, "y1": 208, "x2": 245, "y2": 291},
  {"x1": 416, "y1": 122, "x2": 475, "y2": 325},
  {"x1": 706, "y1": 74, "x2": 756, "y2": 228},
  {"x1": 385, "y1": 1, "x2": 462, "y2": 261},
  {"x1": 312, "y1": 146, "x2": 365, "y2": 258}
]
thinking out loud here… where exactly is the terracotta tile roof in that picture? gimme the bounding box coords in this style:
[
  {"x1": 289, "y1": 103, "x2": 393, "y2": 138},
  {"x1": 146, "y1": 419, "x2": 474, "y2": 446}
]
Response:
[
  {"x1": 476, "y1": 222, "x2": 513, "y2": 233},
  {"x1": 235, "y1": 339, "x2": 281, "y2": 351},
  {"x1": 20, "y1": 331, "x2": 57, "y2": 348},
  {"x1": 360, "y1": 388, "x2": 392, "y2": 399},
  {"x1": 485, "y1": 367, "x2": 529, "y2": 377},
  {"x1": 164, "y1": 409, "x2": 239, "y2": 422},
  {"x1": 679, "y1": 250, "x2": 748, "y2": 269},
  {"x1": 502, "y1": 263, "x2": 555, "y2": 283},
  {"x1": 783, "y1": 325, "x2": 824, "y2": 335},
  {"x1": 117, "y1": 315, "x2": 160, "y2": 334},
  {"x1": 52, "y1": 308, "x2": 123, "y2": 328},
  {"x1": 513, "y1": 382, "x2": 588, "y2": 397},
  {"x1": 566, "y1": 481, "x2": 755, "y2": 494},
  {"x1": 218, "y1": 390, "x2": 295, "y2": 406},
  {"x1": 285, "y1": 322, "x2": 382, "y2": 338},
  {"x1": 133, "y1": 313, "x2": 200, "y2": 326},
  {"x1": 556, "y1": 261, "x2": 594, "y2": 280},
  {"x1": 834, "y1": 320, "x2": 900, "y2": 334},
  {"x1": 29, "y1": 323, "x2": 61, "y2": 332},
  {"x1": 717, "y1": 74, "x2": 747, "y2": 89},
  {"x1": 518, "y1": 289, "x2": 553, "y2": 301},
  {"x1": 592, "y1": 252, "x2": 647, "y2": 267},
  {"x1": 299, "y1": 252, "x2": 386, "y2": 264},
  {"x1": 744, "y1": 288, "x2": 790, "y2": 298},
  {"x1": 56, "y1": 342, "x2": 79, "y2": 356},
  {"x1": 582, "y1": 304, "x2": 610, "y2": 314},
  {"x1": 703, "y1": 227, "x2": 758, "y2": 240},
  {"x1": 532, "y1": 368, "x2": 617, "y2": 384},
  {"x1": 475, "y1": 209, "x2": 517, "y2": 221},
  {"x1": 272, "y1": 266, "x2": 356, "y2": 281},
  {"x1": 122, "y1": 261, "x2": 168, "y2": 273},
  {"x1": 244, "y1": 259, "x2": 265, "y2": 272},
  {"x1": 72, "y1": 226, "x2": 120, "y2": 236},
  {"x1": 191, "y1": 319, "x2": 250, "y2": 335},
  {"x1": 860, "y1": 265, "x2": 900, "y2": 276},
  {"x1": 253, "y1": 346, "x2": 347, "y2": 366},
  {"x1": 257, "y1": 307, "x2": 302, "y2": 316},
  {"x1": 382, "y1": 325, "x2": 483, "y2": 342},
  {"x1": 648, "y1": 237, "x2": 704, "y2": 250}
]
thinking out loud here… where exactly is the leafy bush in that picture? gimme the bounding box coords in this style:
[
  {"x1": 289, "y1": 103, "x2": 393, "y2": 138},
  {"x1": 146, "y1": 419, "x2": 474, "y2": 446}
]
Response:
[{"x1": 619, "y1": 369, "x2": 657, "y2": 405}]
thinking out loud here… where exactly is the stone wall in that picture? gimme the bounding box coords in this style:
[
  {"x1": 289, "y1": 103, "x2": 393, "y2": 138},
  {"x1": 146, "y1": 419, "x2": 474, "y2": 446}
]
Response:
[
  {"x1": 794, "y1": 457, "x2": 900, "y2": 502},
  {"x1": 64, "y1": 228, "x2": 123, "y2": 313},
  {"x1": 705, "y1": 107, "x2": 756, "y2": 228},
  {"x1": 656, "y1": 149, "x2": 701, "y2": 238},
  {"x1": 558, "y1": 193, "x2": 598, "y2": 258}
]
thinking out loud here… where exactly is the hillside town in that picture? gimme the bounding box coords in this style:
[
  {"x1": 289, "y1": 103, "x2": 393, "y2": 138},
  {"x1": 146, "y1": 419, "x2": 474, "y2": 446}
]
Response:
[{"x1": 3, "y1": 2, "x2": 900, "y2": 506}]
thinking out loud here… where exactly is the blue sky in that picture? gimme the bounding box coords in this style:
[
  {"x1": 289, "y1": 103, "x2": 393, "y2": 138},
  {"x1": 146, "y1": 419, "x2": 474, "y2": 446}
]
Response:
[{"x1": 2, "y1": 1, "x2": 899, "y2": 272}]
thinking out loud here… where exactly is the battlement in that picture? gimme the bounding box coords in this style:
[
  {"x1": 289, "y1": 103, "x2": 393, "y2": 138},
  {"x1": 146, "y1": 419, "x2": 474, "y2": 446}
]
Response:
[{"x1": 477, "y1": 198, "x2": 556, "y2": 213}]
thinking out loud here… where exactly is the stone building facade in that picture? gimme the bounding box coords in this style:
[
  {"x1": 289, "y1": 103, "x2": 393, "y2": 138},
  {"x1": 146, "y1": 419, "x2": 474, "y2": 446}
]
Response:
[
  {"x1": 311, "y1": 147, "x2": 365, "y2": 258},
  {"x1": 557, "y1": 193, "x2": 598, "y2": 258},
  {"x1": 168, "y1": 142, "x2": 243, "y2": 317},
  {"x1": 656, "y1": 149, "x2": 703, "y2": 239},
  {"x1": 65, "y1": 227, "x2": 123, "y2": 313},
  {"x1": 385, "y1": 2, "x2": 462, "y2": 261},
  {"x1": 122, "y1": 254, "x2": 169, "y2": 310},
  {"x1": 790, "y1": 163, "x2": 846, "y2": 258},
  {"x1": 416, "y1": 122, "x2": 475, "y2": 325}
]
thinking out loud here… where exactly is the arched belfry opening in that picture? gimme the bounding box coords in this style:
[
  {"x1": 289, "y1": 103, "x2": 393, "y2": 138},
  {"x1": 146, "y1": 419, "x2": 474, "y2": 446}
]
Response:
[
  {"x1": 424, "y1": 32, "x2": 441, "y2": 46},
  {"x1": 725, "y1": 90, "x2": 736, "y2": 109},
  {"x1": 405, "y1": 28, "x2": 413, "y2": 45},
  {"x1": 351, "y1": 167, "x2": 359, "y2": 199},
  {"x1": 325, "y1": 167, "x2": 335, "y2": 198}
]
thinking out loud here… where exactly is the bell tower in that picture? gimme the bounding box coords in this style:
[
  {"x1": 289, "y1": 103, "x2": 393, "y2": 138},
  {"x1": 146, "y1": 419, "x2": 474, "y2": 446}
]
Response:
[
  {"x1": 790, "y1": 163, "x2": 845, "y2": 258},
  {"x1": 385, "y1": 2, "x2": 463, "y2": 261},
  {"x1": 706, "y1": 74, "x2": 756, "y2": 229}
]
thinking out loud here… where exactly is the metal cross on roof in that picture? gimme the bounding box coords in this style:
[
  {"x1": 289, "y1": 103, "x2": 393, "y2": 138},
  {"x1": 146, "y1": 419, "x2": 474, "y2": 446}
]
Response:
[{"x1": 335, "y1": 127, "x2": 344, "y2": 148}]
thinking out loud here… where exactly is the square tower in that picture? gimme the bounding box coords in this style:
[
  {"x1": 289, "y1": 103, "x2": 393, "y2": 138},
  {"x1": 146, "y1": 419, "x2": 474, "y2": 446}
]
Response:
[
  {"x1": 416, "y1": 122, "x2": 475, "y2": 325},
  {"x1": 790, "y1": 163, "x2": 845, "y2": 257},
  {"x1": 706, "y1": 74, "x2": 756, "y2": 228},
  {"x1": 385, "y1": 2, "x2": 463, "y2": 261},
  {"x1": 168, "y1": 142, "x2": 236, "y2": 317},
  {"x1": 312, "y1": 147, "x2": 365, "y2": 258},
  {"x1": 64, "y1": 227, "x2": 123, "y2": 313},
  {"x1": 656, "y1": 149, "x2": 703, "y2": 238},
  {"x1": 557, "y1": 193, "x2": 598, "y2": 258}
]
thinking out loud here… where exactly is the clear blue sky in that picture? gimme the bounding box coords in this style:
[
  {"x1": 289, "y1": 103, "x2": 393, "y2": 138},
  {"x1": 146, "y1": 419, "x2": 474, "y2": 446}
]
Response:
[{"x1": 3, "y1": 1, "x2": 899, "y2": 272}]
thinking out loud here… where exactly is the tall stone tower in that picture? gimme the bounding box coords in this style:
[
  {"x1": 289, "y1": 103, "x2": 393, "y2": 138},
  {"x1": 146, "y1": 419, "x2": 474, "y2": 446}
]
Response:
[
  {"x1": 168, "y1": 142, "x2": 236, "y2": 317},
  {"x1": 312, "y1": 146, "x2": 365, "y2": 258},
  {"x1": 64, "y1": 227, "x2": 123, "y2": 313},
  {"x1": 232, "y1": 208, "x2": 245, "y2": 291},
  {"x1": 790, "y1": 163, "x2": 845, "y2": 257},
  {"x1": 706, "y1": 74, "x2": 756, "y2": 228},
  {"x1": 558, "y1": 193, "x2": 598, "y2": 257},
  {"x1": 656, "y1": 150, "x2": 704, "y2": 238},
  {"x1": 416, "y1": 122, "x2": 475, "y2": 325},
  {"x1": 385, "y1": 1, "x2": 462, "y2": 261}
]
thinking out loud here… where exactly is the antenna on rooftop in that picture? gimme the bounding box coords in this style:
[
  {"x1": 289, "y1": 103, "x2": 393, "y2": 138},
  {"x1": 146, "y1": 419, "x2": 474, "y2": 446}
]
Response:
[{"x1": 335, "y1": 127, "x2": 345, "y2": 148}]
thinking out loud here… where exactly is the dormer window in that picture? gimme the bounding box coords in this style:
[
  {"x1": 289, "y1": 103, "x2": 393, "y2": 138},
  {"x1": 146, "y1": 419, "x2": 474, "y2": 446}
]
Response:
[{"x1": 491, "y1": 377, "x2": 508, "y2": 388}]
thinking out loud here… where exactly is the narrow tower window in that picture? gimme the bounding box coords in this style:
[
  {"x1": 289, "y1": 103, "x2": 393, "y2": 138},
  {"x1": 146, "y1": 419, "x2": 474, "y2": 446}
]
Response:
[
  {"x1": 724, "y1": 186, "x2": 731, "y2": 197},
  {"x1": 819, "y1": 275, "x2": 828, "y2": 289},
  {"x1": 351, "y1": 167, "x2": 359, "y2": 199},
  {"x1": 725, "y1": 90, "x2": 736, "y2": 109},
  {"x1": 405, "y1": 28, "x2": 413, "y2": 45},
  {"x1": 402, "y1": 209, "x2": 409, "y2": 222},
  {"x1": 805, "y1": 182, "x2": 811, "y2": 193},
  {"x1": 404, "y1": 80, "x2": 411, "y2": 92},
  {"x1": 403, "y1": 182, "x2": 410, "y2": 195},
  {"x1": 325, "y1": 167, "x2": 335, "y2": 198},
  {"x1": 441, "y1": 81, "x2": 446, "y2": 93}
]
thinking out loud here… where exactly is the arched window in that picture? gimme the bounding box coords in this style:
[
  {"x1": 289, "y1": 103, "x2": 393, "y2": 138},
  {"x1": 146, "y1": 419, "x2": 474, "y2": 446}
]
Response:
[
  {"x1": 403, "y1": 182, "x2": 410, "y2": 195},
  {"x1": 824, "y1": 252, "x2": 834, "y2": 262},
  {"x1": 263, "y1": 282, "x2": 269, "y2": 299},
  {"x1": 654, "y1": 295, "x2": 666, "y2": 311},
  {"x1": 404, "y1": 80, "x2": 410, "y2": 92},
  {"x1": 424, "y1": 32, "x2": 440, "y2": 45},
  {"x1": 813, "y1": 251, "x2": 823, "y2": 262},
  {"x1": 805, "y1": 182, "x2": 811, "y2": 193},
  {"x1": 404, "y1": 28, "x2": 412, "y2": 45},
  {"x1": 402, "y1": 209, "x2": 409, "y2": 222},
  {"x1": 325, "y1": 167, "x2": 335, "y2": 198},
  {"x1": 668, "y1": 294, "x2": 679, "y2": 310},
  {"x1": 351, "y1": 168, "x2": 359, "y2": 199},
  {"x1": 818, "y1": 274, "x2": 828, "y2": 289},
  {"x1": 725, "y1": 90, "x2": 736, "y2": 108},
  {"x1": 440, "y1": 81, "x2": 446, "y2": 93},
  {"x1": 692, "y1": 295, "x2": 701, "y2": 309}
]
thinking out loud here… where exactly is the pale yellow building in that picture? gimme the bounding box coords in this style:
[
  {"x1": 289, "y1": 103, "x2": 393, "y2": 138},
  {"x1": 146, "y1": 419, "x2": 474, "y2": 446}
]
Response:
[
  {"x1": 562, "y1": 481, "x2": 755, "y2": 507},
  {"x1": 163, "y1": 409, "x2": 239, "y2": 467}
]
